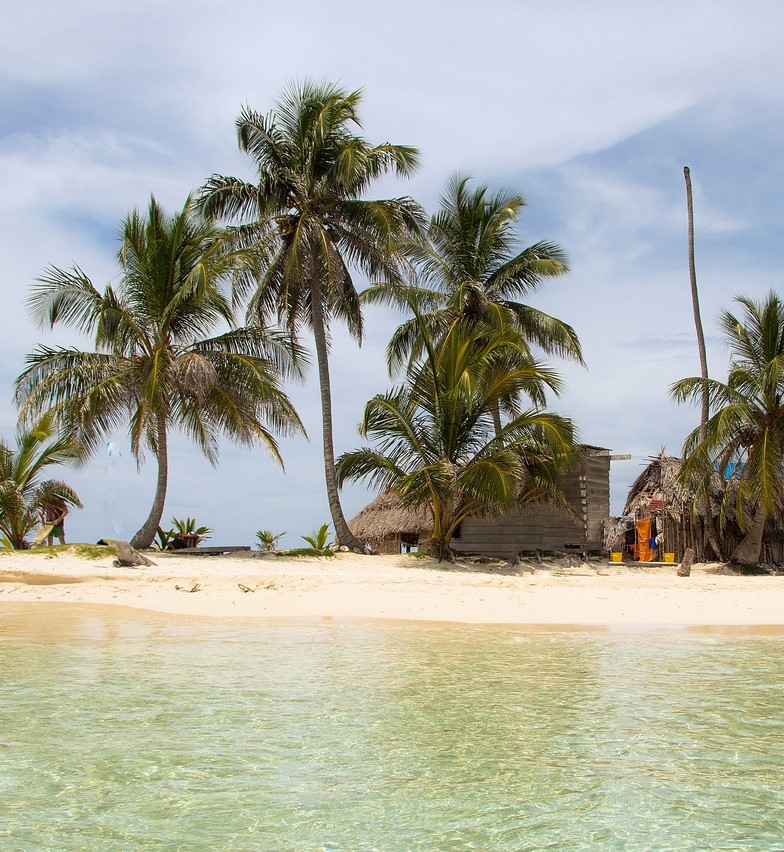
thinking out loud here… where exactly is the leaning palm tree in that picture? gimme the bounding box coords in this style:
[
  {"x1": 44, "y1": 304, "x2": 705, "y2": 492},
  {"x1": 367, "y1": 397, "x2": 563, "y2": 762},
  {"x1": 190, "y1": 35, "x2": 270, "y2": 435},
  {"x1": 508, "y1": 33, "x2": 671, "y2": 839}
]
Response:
[
  {"x1": 365, "y1": 175, "x2": 582, "y2": 393},
  {"x1": 16, "y1": 195, "x2": 305, "y2": 548},
  {"x1": 336, "y1": 320, "x2": 577, "y2": 561},
  {"x1": 0, "y1": 412, "x2": 83, "y2": 549},
  {"x1": 671, "y1": 292, "x2": 784, "y2": 564},
  {"x1": 198, "y1": 81, "x2": 424, "y2": 550}
]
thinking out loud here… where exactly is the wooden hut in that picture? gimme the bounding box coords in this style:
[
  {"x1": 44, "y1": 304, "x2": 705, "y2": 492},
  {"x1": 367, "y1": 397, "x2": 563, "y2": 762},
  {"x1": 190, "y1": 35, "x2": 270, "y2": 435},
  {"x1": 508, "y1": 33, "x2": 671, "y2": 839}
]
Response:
[
  {"x1": 348, "y1": 488, "x2": 433, "y2": 554},
  {"x1": 616, "y1": 452, "x2": 784, "y2": 563},
  {"x1": 348, "y1": 445, "x2": 611, "y2": 559}
]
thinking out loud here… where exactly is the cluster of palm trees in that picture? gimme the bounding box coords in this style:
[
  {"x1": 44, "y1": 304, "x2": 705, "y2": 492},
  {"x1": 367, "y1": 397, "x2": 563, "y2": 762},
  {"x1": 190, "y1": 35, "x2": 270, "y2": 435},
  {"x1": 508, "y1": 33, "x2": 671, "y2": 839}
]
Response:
[
  {"x1": 5, "y1": 80, "x2": 781, "y2": 563},
  {"x1": 3, "y1": 80, "x2": 582, "y2": 552},
  {"x1": 337, "y1": 176, "x2": 582, "y2": 559}
]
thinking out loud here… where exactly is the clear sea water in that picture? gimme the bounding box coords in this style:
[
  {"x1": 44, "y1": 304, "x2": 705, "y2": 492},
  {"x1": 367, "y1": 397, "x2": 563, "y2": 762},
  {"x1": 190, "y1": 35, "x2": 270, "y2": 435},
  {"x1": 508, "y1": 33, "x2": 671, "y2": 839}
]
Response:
[{"x1": 1, "y1": 604, "x2": 783, "y2": 851}]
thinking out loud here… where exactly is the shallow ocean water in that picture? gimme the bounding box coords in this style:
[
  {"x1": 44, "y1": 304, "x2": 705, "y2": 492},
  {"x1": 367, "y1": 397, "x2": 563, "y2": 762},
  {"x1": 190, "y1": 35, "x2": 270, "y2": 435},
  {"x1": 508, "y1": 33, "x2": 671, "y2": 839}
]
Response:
[{"x1": 1, "y1": 604, "x2": 783, "y2": 850}]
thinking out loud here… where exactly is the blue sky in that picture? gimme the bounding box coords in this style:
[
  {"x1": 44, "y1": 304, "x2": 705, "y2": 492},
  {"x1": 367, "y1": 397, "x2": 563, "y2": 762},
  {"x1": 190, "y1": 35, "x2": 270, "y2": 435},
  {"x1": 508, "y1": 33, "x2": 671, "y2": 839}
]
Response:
[{"x1": 2, "y1": 1, "x2": 784, "y2": 546}]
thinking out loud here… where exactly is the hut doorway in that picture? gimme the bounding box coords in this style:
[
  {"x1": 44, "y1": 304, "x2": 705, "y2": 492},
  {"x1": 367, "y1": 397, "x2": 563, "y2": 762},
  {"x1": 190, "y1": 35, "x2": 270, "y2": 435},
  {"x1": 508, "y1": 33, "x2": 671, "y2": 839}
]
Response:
[{"x1": 400, "y1": 533, "x2": 419, "y2": 554}]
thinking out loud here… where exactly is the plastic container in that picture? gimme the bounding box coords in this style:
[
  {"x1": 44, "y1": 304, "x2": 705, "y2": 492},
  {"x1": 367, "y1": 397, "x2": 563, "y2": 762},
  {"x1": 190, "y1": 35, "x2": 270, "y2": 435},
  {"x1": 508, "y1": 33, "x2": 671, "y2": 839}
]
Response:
[
  {"x1": 663, "y1": 552, "x2": 675, "y2": 563},
  {"x1": 610, "y1": 552, "x2": 623, "y2": 563}
]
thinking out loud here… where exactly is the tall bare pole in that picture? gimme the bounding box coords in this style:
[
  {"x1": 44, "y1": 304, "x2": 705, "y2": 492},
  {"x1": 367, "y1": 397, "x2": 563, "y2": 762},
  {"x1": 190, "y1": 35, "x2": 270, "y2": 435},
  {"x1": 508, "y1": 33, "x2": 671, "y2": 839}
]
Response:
[
  {"x1": 684, "y1": 166, "x2": 723, "y2": 561},
  {"x1": 684, "y1": 166, "x2": 709, "y2": 439}
]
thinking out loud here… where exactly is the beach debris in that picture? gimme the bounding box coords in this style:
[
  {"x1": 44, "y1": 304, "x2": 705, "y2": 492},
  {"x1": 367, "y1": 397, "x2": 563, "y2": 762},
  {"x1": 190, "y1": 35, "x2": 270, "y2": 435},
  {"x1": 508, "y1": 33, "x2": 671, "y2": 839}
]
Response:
[
  {"x1": 109, "y1": 540, "x2": 156, "y2": 567},
  {"x1": 511, "y1": 556, "x2": 536, "y2": 574},
  {"x1": 677, "y1": 547, "x2": 694, "y2": 577},
  {"x1": 238, "y1": 583, "x2": 254, "y2": 593},
  {"x1": 175, "y1": 582, "x2": 201, "y2": 593}
]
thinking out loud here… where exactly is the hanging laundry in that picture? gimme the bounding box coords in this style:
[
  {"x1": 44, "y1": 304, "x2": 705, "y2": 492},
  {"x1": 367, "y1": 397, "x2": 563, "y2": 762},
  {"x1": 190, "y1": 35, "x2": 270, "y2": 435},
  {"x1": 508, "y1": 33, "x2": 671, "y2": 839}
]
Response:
[{"x1": 635, "y1": 517, "x2": 655, "y2": 561}]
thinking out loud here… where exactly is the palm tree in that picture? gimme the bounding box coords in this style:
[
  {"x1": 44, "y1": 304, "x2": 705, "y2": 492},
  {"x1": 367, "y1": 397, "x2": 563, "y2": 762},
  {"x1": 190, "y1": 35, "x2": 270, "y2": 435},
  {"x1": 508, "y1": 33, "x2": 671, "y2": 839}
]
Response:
[
  {"x1": 365, "y1": 175, "x2": 583, "y2": 406},
  {"x1": 198, "y1": 81, "x2": 424, "y2": 550},
  {"x1": 0, "y1": 413, "x2": 83, "y2": 549},
  {"x1": 671, "y1": 292, "x2": 784, "y2": 564},
  {"x1": 16, "y1": 195, "x2": 305, "y2": 548},
  {"x1": 336, "y1": 319, "x2": 577, "y2": 561}
]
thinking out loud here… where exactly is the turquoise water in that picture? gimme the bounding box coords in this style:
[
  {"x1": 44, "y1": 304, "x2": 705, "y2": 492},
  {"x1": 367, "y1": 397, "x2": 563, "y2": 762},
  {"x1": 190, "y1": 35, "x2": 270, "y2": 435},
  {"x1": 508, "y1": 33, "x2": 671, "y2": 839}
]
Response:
[{"x1": 1, "y1": 605, "x2": 783, "y2": 850}]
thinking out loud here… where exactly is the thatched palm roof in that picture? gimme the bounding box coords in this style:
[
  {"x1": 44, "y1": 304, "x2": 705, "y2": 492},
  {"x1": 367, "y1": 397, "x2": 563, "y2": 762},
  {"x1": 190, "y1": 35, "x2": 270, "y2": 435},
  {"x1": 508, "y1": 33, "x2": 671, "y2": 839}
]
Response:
[
  {"x1": 348, "y1": 488, "x2": 432, "y2": 541},
  {"x1": 623, "y1": 451, "x2": 784, "y2": 527},
  {"x1": 624, "y1": 453, "x2": 695, "y2": 517}
]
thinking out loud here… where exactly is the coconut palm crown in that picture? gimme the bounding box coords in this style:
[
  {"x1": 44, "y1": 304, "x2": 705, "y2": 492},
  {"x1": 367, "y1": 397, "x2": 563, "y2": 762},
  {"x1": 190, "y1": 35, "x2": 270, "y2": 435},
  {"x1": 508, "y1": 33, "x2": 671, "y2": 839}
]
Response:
[
  {"x1": 16, "y1": 195, "x2": 305, "y2": 548},
  {"x1": 197, "y1": 80, "x2": 424, "y2": 549},
  {"x1": 364, "y1": 174, "x2": 582, "y2": 378},
  {"x1": 671, "y1": 292, "x2": 784, "y2": 564}
]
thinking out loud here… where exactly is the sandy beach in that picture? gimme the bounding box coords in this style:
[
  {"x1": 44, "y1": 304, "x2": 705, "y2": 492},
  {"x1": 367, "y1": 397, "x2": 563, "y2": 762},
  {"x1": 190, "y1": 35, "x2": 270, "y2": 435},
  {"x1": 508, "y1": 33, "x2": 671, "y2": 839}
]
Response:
[{"x1": 0, "y1": 548, "x2": 783, "y2": 627}]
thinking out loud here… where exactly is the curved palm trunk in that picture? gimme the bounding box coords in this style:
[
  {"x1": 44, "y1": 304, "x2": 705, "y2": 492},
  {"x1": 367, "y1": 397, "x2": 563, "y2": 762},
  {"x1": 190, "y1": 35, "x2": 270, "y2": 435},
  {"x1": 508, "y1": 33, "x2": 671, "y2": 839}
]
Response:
[
  {"x1": 310, "y1": 277, "x2": 364, "y2": 552},
  {"x1": 731, "y1": 506, "x2": 767, "y2": 565},
  {"x1": 130, "y1": 412, "x2": 168, "y2": 549}
]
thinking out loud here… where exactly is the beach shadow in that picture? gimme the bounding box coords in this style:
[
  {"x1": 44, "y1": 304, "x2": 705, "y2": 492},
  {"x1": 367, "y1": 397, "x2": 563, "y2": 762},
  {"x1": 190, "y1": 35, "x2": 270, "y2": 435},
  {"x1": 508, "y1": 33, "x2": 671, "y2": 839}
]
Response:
[{"x1": 0, "y1": 572, "x2": 87, "y2": 586}]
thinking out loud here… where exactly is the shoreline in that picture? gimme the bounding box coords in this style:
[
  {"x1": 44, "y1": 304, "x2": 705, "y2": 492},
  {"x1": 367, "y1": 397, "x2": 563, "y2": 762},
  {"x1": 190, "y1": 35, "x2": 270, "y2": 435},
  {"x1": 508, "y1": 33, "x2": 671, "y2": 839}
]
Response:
[
  {"x1": 4, "y1": 601, "x2": 784, "y2": 637},
  {"x1": 1, "y1": 549, "x2": 784, "y2": 629}
]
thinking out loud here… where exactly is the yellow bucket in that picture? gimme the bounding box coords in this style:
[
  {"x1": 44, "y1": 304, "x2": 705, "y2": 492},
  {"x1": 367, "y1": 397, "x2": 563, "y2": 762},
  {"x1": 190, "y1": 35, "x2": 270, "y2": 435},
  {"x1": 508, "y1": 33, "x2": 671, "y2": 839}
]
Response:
[
  {"x1": 663, "y1": 553, "x2": 675, "y2": 563},
  {"x1": 610, "y1": 552, "x2": 623, "y2": 563}
]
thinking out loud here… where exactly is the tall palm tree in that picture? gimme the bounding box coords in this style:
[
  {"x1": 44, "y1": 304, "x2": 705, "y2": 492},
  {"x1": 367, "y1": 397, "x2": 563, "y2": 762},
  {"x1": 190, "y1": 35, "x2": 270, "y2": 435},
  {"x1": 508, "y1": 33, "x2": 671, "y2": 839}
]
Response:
[
  {"x1": 0, "y1": 412, "x2": 83, "y2": 549},
  {"x1": 365, "y1": 175, "x2": 583, "y2": 399},
  {"x1": 16, "y1": 195, "x2": 305, "y2": 548},
  {"x1": 671, "y1": 292, "x2": 784, "y2": 564},
  {"x1": 336, "y1": 319, "x2": 576, "y2": 561},
  {"x1": 198, "y1": 81, "x2": 424, "y2": 550}
]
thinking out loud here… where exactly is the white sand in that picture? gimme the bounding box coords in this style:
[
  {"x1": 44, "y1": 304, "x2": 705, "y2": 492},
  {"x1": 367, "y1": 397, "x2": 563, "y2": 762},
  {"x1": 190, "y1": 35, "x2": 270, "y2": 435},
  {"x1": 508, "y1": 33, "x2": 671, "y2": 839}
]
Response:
[{"x1": 1, "y1": 548, "x2": 783, "y2": 627}]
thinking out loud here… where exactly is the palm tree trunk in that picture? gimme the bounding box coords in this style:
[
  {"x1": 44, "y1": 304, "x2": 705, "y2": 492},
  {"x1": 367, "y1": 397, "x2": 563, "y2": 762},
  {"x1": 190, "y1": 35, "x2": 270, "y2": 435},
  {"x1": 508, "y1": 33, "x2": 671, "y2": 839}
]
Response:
[
  {"x1": 310, "y1": 275, "x2": 364, "y2": 551},
  {"x1": 684, "y1": 166, "x2": 724, "y2": 560},
  {"x1": 731, "y1": 505, "x2": 767, "y2": 565},
  {"x1": 491, "y1": 401, "x2": 503, "y2": 439},
  {"x1": 684, "y1": 166, "x2": 710, "y2": 435},
  {"x1": 130, "y1": 412, "x2": 168, "y2": 549}
]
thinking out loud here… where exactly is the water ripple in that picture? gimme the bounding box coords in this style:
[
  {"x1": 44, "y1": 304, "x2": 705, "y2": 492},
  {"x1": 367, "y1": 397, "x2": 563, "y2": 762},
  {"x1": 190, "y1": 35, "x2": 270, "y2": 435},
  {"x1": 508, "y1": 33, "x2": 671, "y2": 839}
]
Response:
[{"x1": 0, "y1": 614, "x2": 783, "y2": 849}]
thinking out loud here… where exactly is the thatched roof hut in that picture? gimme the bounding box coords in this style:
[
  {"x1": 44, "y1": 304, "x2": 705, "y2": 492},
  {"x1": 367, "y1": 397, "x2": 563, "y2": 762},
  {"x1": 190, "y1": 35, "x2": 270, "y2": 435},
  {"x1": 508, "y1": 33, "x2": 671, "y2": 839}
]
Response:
[
  {"x1": 348, "y1": 489, "x2": 433, "y2": 554},
  {"x1": 624, "y1": 453, "x2": 696, "y2": 518},
  {"x1": 616, "y1": 451, "x2": 784, "y2": 563},
  {"x1": 349, "y1": 446, "x2": 612, "y2": 559}
]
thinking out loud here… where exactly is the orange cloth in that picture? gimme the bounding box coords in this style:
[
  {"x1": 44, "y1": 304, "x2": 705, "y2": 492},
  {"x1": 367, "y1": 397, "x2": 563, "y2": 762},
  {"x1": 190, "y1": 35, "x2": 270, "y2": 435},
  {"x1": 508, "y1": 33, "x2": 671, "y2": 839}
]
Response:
[{"x1": 635, "y1": 518, "x2": 655, "y2": 562}]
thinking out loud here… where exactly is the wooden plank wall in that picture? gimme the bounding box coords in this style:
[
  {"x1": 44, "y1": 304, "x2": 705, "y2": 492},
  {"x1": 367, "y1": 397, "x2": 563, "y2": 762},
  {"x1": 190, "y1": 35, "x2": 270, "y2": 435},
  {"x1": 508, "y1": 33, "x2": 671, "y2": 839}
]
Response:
[{"x1": 451, "y1": 451, "x2": 611, "y2": 559}]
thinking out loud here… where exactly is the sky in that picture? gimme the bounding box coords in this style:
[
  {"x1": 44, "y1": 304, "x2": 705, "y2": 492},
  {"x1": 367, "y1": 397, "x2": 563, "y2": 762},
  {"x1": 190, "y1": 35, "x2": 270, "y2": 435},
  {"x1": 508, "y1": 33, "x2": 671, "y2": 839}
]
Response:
[{"x1": 2, "y1": 0, "x2": 784, "y2": 548}]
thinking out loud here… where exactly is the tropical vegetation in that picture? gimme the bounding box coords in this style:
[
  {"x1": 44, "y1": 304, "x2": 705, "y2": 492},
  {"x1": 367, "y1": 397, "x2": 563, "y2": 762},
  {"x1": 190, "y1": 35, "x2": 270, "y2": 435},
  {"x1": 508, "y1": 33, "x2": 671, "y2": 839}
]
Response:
[
  {"x1": 154, "y1": 516, "x2": 213, "y2": 550},
  {"x1": 301, "y1": 523, "x2": 334, "y2": 551},
  {"x1": 336, "y1": 318, "x2": 577, "y2": 561},
  {"x1": 16, "y1": 195, "x2": 304, "y2": 548},
  {"x1": 256, "y1": 529, "x2": 286, "y2": 551},
  {"x1": 365, "y1": 174, "x2": 581, "y2": 379},
  {"x1": 0, "y1": 413, "x2": 83, "y2": 549},
  {"x1": 198, "y1": 81, "x2": 424, "y2": 550},
  {"x1": 671, "y1": 292, "x2": 784, "y2": 564},
  {"x1": 13, "y1": 80, "x2": 595, "y2": 554}
]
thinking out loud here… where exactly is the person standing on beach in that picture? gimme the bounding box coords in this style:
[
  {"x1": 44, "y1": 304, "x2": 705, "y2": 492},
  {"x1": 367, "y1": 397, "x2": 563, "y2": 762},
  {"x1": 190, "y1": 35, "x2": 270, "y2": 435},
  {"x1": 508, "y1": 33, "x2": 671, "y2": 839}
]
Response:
[{"x1": 43, "y1": 500, "x2": 68, "y2": 546}]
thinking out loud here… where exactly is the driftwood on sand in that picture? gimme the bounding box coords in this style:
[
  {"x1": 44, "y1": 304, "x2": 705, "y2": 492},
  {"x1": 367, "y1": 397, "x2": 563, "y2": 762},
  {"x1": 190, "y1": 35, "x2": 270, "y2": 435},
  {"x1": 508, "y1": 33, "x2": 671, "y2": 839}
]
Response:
[
  {"x1": 677, "y1": 547, "x2": 694, "y2": 577},
  {"x1": 109, "y1": 540, "x2": 156, "y2": 567}
]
